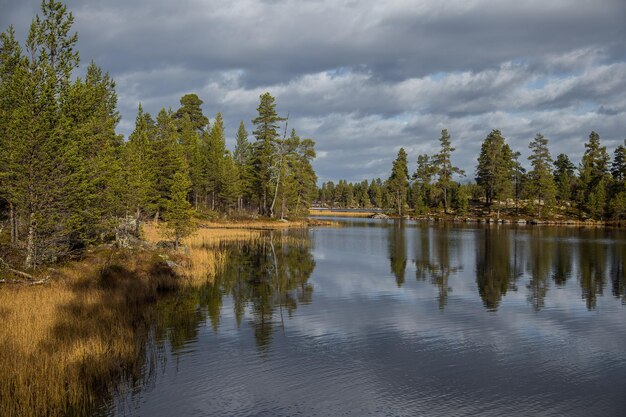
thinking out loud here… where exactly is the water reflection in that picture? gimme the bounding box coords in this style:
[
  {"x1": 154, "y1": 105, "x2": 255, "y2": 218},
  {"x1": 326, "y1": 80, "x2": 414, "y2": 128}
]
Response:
[
  {"x1": 388, "y1": 221, "x2": 407, "y2": 287},
  {"x1": 214, "y1": 232, "x2": 315, "y2": 350},
  {"x1": 104, "y1": 221, "x2": 626, "y2": 417},
  {"x1": 410, "y1": 224, "x2": 463, "y2": 309}
]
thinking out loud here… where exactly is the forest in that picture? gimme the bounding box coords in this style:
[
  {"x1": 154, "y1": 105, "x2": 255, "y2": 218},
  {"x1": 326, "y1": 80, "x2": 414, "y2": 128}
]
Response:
[
  {"x1": 319, "y1": 129, "x2": 626, "y2": 221},
  {"x1": 0, "y1": 1, "x2": 317, "y2": 269}
]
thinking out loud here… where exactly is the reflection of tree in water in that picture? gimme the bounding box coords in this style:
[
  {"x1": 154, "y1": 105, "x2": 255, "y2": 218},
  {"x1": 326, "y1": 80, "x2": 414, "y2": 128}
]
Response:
[
  {"x1": 552, "y1": 229, "x2": 573, "y2": 287},
  {"x1": 475, "y1": 227, "x2": 518, "y2": 311},
  {"x1": 610, "y1": 242, "x2": 626, "y2": 304},
  {"x1": 411, "y1": 225, "x2": 463, "y2": 310},
  {"x1": 219, "y1": 232, "x2": 316, "y2": 350},
  {"x1": 151, "y1": 232, "x2": 315, "y2": 354},
  {"x1": 577, "y1": 230, "x2": 607, "y2": 310},
  {"x1": 388, "y1": 221, "x2": 407, "y2": 287},
  {"x1": 526, "y1": 228, "x2": 554, "y2": 311}
]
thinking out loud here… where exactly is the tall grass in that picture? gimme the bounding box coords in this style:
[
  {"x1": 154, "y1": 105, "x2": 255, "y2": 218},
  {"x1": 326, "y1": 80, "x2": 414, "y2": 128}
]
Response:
[
  {"x1": 0, "y1": 250, "x2": 179, "y2": 417},
  {"x1": 0, "y1": 220, "x2": 311, "y2": 416}
]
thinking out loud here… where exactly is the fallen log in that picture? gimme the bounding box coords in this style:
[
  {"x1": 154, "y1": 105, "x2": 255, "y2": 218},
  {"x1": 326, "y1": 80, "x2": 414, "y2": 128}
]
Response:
[{"x1": 0, "y1": 257, "x2": 35, "y2": 281}]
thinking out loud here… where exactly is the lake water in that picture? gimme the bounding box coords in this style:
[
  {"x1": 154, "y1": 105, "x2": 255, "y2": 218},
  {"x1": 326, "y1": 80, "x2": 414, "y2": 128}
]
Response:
[{"x1": 104, "y1": 219, "x2": 626, "y2": 416}]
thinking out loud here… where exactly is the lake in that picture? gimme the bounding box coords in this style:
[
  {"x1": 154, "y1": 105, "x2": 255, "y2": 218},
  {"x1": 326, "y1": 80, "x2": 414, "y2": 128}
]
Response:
[{"x1": 103, "y1": 218, "x2": 626, "y2": 416}]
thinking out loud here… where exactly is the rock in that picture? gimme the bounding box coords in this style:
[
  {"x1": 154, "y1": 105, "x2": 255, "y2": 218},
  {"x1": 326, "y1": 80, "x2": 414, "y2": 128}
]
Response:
[
  {"x1": 156, "y1": 240, "x2": 177, "y2": 249},
  {"x1": 278, "y1": 218, "x2": 289, "y2": 223},
  {"x1": 370, "y1": 213, "x2": 390, "y2": 219},
  {"x1": 165, "y1": 260, "x2": 180, "y2": 269},
  {"x1": 517, "y1": 219, "x2": 527, "y2": 224}
]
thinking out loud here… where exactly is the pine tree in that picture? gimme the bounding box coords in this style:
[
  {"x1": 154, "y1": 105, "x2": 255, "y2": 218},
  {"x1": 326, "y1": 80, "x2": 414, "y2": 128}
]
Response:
[
  {"x1": 152, "y1": 108, "x2": 186, "y2": 221},
  {"x1": 124, "y1": 105, "x2": 157, "y2": 234},
  {"x1": 476, "y1": 129, "x2": 514, "y2": 214},
  {"x1": 432, "y1": 129, "x2": 464, "y2": 213},
  {"x1": 609, "y1": 140, "x2": 626, "y2": 220},
  {"x1": 554, "y1": 154, "x2": 576, "y2": 203},
  {"x1": 233, "y1": 120, "x2": 253, "y2": 212},
  {"x1": 16, "y1": 0, "x2": 81, "y2": 267},
  {"x1": 413, "y1": 154, "x2": 436, "y2": 211},
  {"x1": 577, "y1": 131, "x2": 610, "y2": 219},
  {"x1": 387, "y1": 148, "x2": 409, "y2": 216},
  {"x1": 205, "y1": 112, "x2": 227, "y2": 211},
  {"x1": 0, "y1": 26, "x2": 24, "y2": 244},
  {"x1": 163, "y1": 171, "x2": 195, "y2": 248},
  {"x1": 174, "y1": 93, "x2": 209, "y2": 132},
  {"x1": 527, "y1": 133, "x2": 557, "y2": 216},
  {"x1": 251, "y1": 92, "x2": 286, "y2": 216}
]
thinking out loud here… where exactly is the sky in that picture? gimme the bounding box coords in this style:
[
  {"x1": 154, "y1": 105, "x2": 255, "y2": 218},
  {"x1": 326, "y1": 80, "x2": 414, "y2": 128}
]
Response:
[{"x1": 1, "y1": 0, "x2": 625, "y2": 183}]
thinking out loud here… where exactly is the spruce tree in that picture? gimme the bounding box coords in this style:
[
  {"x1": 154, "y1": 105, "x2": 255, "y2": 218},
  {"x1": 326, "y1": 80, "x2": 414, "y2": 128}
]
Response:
[{"x1": 163, "y1": 171, "x2": 195, "y2": 248}]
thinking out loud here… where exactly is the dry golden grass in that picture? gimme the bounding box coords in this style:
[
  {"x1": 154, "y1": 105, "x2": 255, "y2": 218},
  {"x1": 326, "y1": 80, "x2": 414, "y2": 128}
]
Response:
[
  {"x1": 0, "y1": 249, "x2": 179, "y2": 417},
  {"x1": 0, "y1": 219, "x2": 318, "y2": 416},
  {"x1": 143, "y1": 222, "x2": 262, "y2": 285},
  {"x1": 309, "y1": 209, "x2": 377, "y2": 217}
]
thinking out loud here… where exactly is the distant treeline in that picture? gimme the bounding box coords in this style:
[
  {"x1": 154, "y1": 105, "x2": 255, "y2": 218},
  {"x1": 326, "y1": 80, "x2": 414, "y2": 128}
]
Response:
[
  {"x1": 0, "y1": 1, "x2": 317, "y2": 267},
  {"x1": 319, "y1": 129, "x2": 626, "y2": 220}
]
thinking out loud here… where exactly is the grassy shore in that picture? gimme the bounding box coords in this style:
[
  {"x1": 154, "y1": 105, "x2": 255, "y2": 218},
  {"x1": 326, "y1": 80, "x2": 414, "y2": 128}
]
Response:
[
  {"x1": 0, "y1": 218, "x2": 328, "y2": 417},
  {"x1": 309, "y1": 209, "x2": 378, "y2": 218}
]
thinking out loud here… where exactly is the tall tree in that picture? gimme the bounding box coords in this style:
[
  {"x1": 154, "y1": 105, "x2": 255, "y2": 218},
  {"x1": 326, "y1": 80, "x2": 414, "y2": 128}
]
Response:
[
  {"x1": 475, "y1": 129, "x2": 514, "y2": 214},
  {"x1": 387, "y1": 148, "x2": 409, "y2": 216},
  {"x1": 251, "y1": 92, "x2": 286, "y2": 216},
  {"x1": 527, "y1": 133, "x2": 557, "y2": 216},
  {"x1": 124, "y1": 104, "x2": 157, "y2": 233},
  {"x1": 205, "y1": 112, "x2": 227, "y2": 211},
  {"x1": 412, "y1": 154, "x2": 436, "y2": 212},
  {"x1": 577, "y1": 131, "x2": 610, "y2": 219},
  {"x1": 554, "y1": 153, "x2": 576, "y2": 203},
  {"x1": 163, "y1": 171, "x2": 195, "y2": 249},
  {"x1": 233, "y1": 120, "x2": 253, "y2": 212},
  {"x1": 432, "y1": 129, "x2": 464, "y2": 213},
  {"x1": 174, "y1": 93, "x2": 208, "y2": 132}
]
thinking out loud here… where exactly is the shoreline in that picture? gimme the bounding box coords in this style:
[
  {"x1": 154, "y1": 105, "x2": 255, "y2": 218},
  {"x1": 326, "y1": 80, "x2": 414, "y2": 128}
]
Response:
[{"x1": 310, "y1": 209, "x2": 624, "y2": 227}]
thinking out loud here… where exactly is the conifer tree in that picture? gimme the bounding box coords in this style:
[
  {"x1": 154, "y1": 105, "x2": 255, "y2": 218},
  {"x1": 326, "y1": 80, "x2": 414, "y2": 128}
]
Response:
[
  {"x1": 0, "y1": 26, "x2": 24, "y2": 244},
  {"x1": 432, "y1": 129, "x2": 464, "y2": 213},
  {"x1": 233, "y1": 120, "x2": 253, "y2": 212},
  {"x1": 251, "y1": 92, "x2": 286, "y2": 216},
  {"x1": 205, "y1": 112, "x2": 227, "y2": 210},
  {"x1": 152, "y1": 108, "x2": 186, "y2": 221},
  {"x1": 387, "y1": 148, "x2": 409, "y2": 216},
  {"x1": 577, "y1": 131, "x2": 610, "y2": 218},
  {"x1": 527, "y1": 133, "x2": 557, "y2": 216},
  {"x1": 476, "y1": 129, "x2": 514, "y2": 214},
  {"x1": 609, "y1": 140, "x2": 626, "y2": 219},
  {"x1": 163, "y1": 171, "x2": 195, "y2": 248},
  {"x1": 124, "y1": 104, "x2": 157, "y2": 234},
  {"x1": 554, "y1": 154, "x2": 576, "y2": 203},
  {"x1": 413, "y1": 154, "x2": 436, "y2": 211},
  {"x1": 174, "y1": 93, "x2": 208, "y2": 132}
]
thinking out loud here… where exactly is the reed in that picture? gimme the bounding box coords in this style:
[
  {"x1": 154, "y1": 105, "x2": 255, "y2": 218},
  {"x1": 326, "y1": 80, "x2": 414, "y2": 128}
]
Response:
[{"x1": 0, "y1": 250, "x2": 179, "y2": 417}]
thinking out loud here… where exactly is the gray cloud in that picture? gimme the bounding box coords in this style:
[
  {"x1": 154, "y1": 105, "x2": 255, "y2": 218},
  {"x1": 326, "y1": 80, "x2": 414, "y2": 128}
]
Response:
[{"x1": 1, "y1": 0, "x2": 625, "y2": 182}]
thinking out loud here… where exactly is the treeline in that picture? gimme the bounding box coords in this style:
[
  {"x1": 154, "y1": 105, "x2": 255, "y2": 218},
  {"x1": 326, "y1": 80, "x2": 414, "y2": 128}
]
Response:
[
  {"x1": 320, "y1": 129, "x2": 626, "y2": 220},
  {"x1": 0, "y1": 1, "x2": 317, "y2": 267}
]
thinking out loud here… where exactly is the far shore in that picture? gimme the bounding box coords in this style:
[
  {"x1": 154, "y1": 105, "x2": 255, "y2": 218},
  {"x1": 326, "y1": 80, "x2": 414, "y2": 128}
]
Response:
[{"x1": 309, "y1": 208, "x2": 625, "y2": 227}]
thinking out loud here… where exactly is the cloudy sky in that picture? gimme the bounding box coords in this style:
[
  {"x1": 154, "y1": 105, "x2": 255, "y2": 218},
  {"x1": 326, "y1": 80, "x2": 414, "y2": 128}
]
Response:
[{"x1": 2, "y1": 0, "x2": 625, "y2": 183}]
